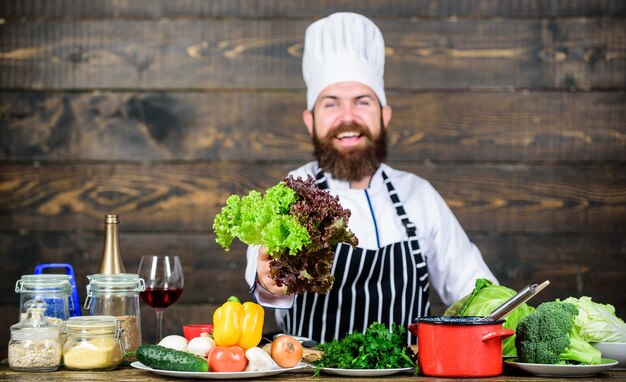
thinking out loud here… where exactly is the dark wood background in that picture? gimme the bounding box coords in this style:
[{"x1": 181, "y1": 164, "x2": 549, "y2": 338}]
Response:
[{"x1": 1, "y1": 1, "x2": 624, "y2": 357}]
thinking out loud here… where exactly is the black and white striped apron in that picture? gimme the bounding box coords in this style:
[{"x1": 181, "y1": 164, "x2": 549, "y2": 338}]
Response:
[{"x1": 279, "y1": 169, "x2": 430, "y2": 343}]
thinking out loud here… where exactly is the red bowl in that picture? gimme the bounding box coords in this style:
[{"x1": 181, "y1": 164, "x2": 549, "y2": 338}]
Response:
[{"x1": 182, "y1": 324, "x2": 214, "y2": 341}]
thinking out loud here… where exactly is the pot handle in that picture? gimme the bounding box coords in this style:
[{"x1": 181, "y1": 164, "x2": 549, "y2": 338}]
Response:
[
  {"x1": 407, "y1": 322, "x2": 419, "y2": 337},
  {"x1": 481, "y1": 329, "x2": 514, "y2": 342}
]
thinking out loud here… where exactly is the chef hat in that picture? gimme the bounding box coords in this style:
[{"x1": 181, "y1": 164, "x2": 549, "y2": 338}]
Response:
[{"x1": 302, "y1": 12, "x2": 386, "y2": 110}]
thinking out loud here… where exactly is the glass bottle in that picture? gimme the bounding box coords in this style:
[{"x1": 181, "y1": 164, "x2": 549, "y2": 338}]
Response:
[
  {"x1": 15, "y1": 274, "x2": 72, "y2": 323},
  {"x1": 98, "y1": 214, "x2": 125, "y2": 274},
  {"x1": 63, "y1": 316, "x2": 124, "y2": 370},
  {"x1": 84, "y1": 273, "x2": 145, "y2": 355},
  {"x1": 9, "y1": 300, "x2": 62, "y2": 372}
]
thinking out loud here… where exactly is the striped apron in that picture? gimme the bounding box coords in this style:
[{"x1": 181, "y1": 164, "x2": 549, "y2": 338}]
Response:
[{"x1": 278, "y1": 169, "x2": 430, "y2": 343}]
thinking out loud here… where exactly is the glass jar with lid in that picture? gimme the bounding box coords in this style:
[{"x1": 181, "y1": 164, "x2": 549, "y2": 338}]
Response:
[
  {"x1": 15, "y1": 274, "x2": 72, "y2": 323},
  {"x1": 84, "y1": 273, "x2": 145, "y2": 354},
  {"x1": 63, "y1": 316, "x2": 124, "y2": 370},
  {"x1": 9, "y1": 300, "x2": 62, "y2": 372}
]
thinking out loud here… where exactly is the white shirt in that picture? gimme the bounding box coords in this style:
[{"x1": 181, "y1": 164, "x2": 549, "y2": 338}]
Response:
[{"x1": 245, "y1": 162, "x2": 497, "y2": 310}]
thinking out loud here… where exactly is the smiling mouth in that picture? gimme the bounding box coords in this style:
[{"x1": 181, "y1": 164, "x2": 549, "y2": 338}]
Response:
[{"x1": 336, "y1": 131, "x2": 362, "y2": 140}]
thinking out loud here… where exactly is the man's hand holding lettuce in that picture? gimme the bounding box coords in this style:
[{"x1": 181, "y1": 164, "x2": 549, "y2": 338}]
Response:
[{"x1": 213, "y1": 175, "x2": 358, "y2": 295}]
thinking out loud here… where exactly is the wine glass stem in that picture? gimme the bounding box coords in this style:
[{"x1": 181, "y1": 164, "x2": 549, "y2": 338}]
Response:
[{"x1": 155, "y1": 308, "x2": 165, "y2": 343}]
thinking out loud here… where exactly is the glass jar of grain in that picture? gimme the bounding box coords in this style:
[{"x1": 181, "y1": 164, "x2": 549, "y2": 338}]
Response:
[
  {"x1": 63, "y1": 316, "x2": 124, "y2": 370},
  {"x1": 9, "y1": 300, "x2": 62, "y2": 372},
  {"x1": 84, "y1": 273, "x2": 144, "y2": 356}
]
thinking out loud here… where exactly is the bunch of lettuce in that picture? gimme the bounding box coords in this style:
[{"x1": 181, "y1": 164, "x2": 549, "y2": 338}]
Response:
[
  {"x1": 213, "y1": 175, "x2": 358, "y2": 295},
  {"x1": 444, "y1": 278, "x2": 535, "y2": 356},
  {"x1": 562, "y1": 296, "x2": 626, "y2": 343}
]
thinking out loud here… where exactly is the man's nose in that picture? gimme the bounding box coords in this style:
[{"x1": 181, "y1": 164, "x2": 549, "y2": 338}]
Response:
[{"x1": 339, "y1": 104, "x2": 356, "y2": 124}]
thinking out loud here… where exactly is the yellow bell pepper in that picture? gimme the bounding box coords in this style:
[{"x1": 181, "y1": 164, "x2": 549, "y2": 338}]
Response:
[{"x1": 212, "y1": 295, "x2": 264, "y2": 349}]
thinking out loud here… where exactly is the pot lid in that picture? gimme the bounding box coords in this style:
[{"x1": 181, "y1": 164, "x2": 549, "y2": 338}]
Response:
[{"x1": 417, "y1": 316, "x2": 505, "y2": 325}]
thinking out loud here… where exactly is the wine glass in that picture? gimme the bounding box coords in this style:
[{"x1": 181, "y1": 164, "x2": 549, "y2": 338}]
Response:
[{"x1": 138, "y1": 255, "x2": 184, "y2": 343}]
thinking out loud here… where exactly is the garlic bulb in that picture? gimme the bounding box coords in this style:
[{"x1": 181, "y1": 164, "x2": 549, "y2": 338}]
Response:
[{"x1": 187, "y1": 333, "x2": 215, "y2": 357}]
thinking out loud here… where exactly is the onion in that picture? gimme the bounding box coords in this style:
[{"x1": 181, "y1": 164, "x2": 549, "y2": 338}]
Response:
[{"x1": 158, "y1": 335, "x2": 189, "y2": 352}]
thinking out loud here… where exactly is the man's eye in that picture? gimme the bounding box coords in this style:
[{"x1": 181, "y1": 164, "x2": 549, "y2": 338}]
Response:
[
  {"x1": 324, "y1": 102, "x2": 337, "y2": 108},
  {"x1": 357, "y1": 99, "x2": 371, "y2": 106}
]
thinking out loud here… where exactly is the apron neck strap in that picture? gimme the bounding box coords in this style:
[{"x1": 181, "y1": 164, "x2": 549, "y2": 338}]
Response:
[
  {"x1": 315, "y1": 168, "x2": 418, "y2": 240},
  {"x1": 315, "y1": 167, "x2": 329, "y2": 190}
]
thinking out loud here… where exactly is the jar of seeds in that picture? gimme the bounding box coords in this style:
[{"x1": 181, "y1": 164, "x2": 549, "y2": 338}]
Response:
[
  {"x1": 9, "y1": 300, "x2": 62, "y2": 372},
  {"x1": 84, "y1": 274, "x2": 144, "y2": 357}
]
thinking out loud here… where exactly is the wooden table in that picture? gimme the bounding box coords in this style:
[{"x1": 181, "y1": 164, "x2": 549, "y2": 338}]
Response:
[{"x1": 0, "y1": 363, "x2": 624, "y2": 381}]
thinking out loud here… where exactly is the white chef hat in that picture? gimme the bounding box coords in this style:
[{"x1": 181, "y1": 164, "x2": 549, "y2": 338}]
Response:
[{"x1": 302, "y1": 12, "x2": 386, "y2": 110}]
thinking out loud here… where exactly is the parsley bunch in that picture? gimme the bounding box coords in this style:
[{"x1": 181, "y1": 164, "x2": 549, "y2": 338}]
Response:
[
  {"x1": 312, "y1": 322, "x2": 417, "y2": 375},
  {"x1": 213, "y1": 175, "x2": 357, "y2": 294}
]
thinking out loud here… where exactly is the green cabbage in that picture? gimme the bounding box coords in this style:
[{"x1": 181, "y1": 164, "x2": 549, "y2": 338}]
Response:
[
  {"x1": 444, "y1": 278, "x2": 535, "y2": 356},
  {"x1": 562, "y1": 296, "x2": 626, "y2": 343}
]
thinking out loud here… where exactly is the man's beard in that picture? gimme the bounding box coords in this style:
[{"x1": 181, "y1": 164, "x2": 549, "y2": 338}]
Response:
[{"x1": 312, "y1": 120, "x2": 387, "y2": 182}]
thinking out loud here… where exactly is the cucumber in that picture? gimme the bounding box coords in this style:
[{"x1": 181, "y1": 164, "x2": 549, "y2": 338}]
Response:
[{"x1": 136, "y1": 344, "x2": 209, "y2": 372}]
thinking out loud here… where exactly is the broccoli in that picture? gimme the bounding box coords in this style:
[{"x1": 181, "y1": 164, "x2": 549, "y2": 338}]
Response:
[{"x1": 515, "y1": 301, "x2": 602, "y2": 365}]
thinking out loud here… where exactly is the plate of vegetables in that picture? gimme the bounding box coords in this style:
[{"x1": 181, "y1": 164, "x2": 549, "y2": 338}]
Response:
[
  {"x1": 504, "y1": 299, "x2": 621, "y2": 376},
  {"x1": 130, "y1": 361, "x2": 310, "y2": 380},
  {"x1": 130, "y1": 329, "x2": 312, "y2": 379}
]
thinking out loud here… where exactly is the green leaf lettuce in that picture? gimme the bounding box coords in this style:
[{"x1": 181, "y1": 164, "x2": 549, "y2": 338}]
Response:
[{"x1": 212, "y1": 176, "x2": 357, "y2": 294}]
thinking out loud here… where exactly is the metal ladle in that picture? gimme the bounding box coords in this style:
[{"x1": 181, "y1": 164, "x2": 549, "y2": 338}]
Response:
[{"x1": 479, "y1": 280, "x2": 550, "y2": 322}]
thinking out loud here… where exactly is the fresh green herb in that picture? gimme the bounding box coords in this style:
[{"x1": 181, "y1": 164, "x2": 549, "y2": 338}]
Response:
[
  {"x1": 213, "y1": 175, "x2": 358, "y2": 295},
  {"x1": 312, "y1": 322, "x2": 417, "y2": 376}
]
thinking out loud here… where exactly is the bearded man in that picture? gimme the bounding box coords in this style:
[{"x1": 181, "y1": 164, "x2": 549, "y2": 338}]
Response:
[{"x1": 245, "y1": 12, "x2": 497, "y2": 344}]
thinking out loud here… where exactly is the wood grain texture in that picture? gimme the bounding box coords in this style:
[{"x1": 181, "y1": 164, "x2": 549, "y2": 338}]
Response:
[
  {"x1": 1, "y1": 0, "x2": 624, "y2": 18},
  {"x1": 1, "y1": 163, "x2": 624, "y2": 234},
  {"x1": 2, "y1": 91, "x2": 624, "y2": 162},
  {"x1": 1, "y1": 233, "x2": 623, "y2": 309},
  {"x1": 1, "y1": 18, "x2": 624, "y2": 89},
  {"x1": 0, "y1": 231, "x2": 259, "y2": 305}
]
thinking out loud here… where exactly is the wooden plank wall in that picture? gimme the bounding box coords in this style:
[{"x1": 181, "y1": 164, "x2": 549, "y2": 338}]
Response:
[{"x1": 0, "y1": 1, "x2": 625, "y2": 356}]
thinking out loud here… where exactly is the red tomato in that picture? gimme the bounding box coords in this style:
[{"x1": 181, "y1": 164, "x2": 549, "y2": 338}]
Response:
[
  {"x1": 271, "y1": 335, "x2": 303, "y2": 368},
  {"x1": 208, "y1": 345, "x2": 247, "y2": 372}
]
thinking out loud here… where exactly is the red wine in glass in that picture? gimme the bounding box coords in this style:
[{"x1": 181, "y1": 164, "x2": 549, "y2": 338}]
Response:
[
  {"x1": 140, "y1": 287, "x2": 183, "y2": 309},
  {"x1": 137, "y1": 255, "x2": 184, "y2": 342}
]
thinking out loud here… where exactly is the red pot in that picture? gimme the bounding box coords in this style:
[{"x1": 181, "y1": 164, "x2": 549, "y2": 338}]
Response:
[{"x1": 408, "y1": 316, "x2": 514, "y2": 377}]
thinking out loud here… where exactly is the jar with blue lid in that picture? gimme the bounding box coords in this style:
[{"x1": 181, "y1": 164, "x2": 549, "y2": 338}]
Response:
[{"x1": 15, "y1": 274, "x2": 73, "y2": 323}]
